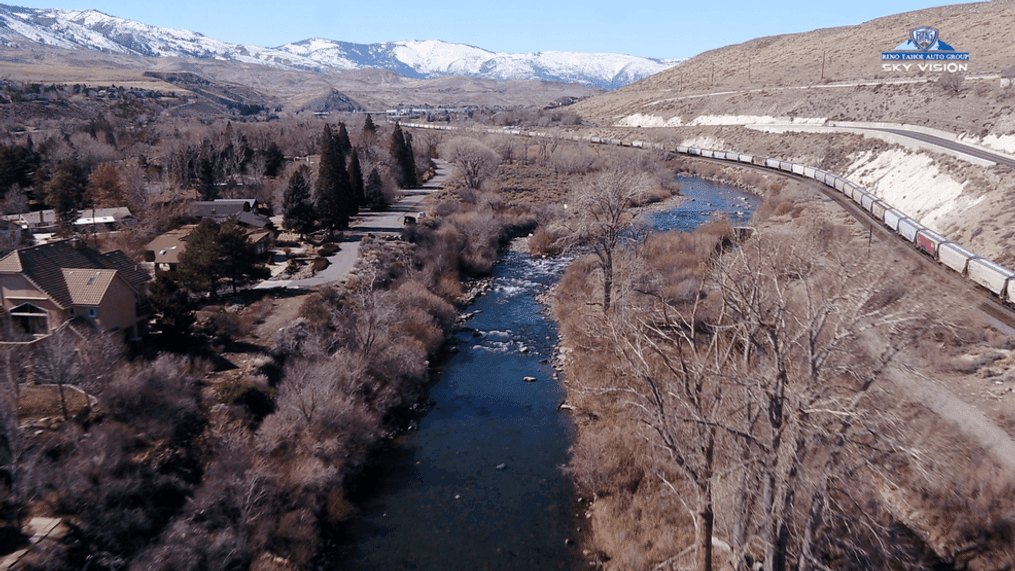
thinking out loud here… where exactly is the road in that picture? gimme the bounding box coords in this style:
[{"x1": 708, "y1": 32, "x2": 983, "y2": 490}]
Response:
[{"x1": 257, "y1": 159, "x2": 450, "y2": 289}]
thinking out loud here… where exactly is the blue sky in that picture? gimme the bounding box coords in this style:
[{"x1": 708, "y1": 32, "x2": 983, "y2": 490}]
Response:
[{"x1": 12, "y1": 0, "x2": 982, "y2": 59}]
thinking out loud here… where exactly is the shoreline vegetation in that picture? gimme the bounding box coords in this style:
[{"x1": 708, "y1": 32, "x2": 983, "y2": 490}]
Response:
[{"x1": 547, "y1": 158, "x2": 1015, "y2": 570}]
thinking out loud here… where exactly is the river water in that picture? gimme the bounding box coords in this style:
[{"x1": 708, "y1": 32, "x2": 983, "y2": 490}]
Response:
[{"x1": 334, "y1": 176, "x2": 757, "y2": 570}]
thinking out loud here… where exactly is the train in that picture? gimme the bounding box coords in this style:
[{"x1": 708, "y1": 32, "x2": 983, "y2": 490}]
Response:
[{"x1": 399, "y1": 121, "x2": 1015, "y2": 305}]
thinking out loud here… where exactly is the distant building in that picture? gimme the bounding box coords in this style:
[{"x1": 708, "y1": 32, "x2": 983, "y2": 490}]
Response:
[{"x1": 0, "y1": 240, "x2": 151, "y2": 340}]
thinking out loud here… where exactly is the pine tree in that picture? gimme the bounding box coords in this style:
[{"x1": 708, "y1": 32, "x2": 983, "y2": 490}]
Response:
[
  {"x1": 315, "y1": 124, "x2": 352, "y2": 233},
  {"x1": 365, "y1": 167, "x2": 386, "y2": 211},
  {"x1": 282, "y1": 165, "x2": 315, "y2": 238},
  {"x1": 389, "y1": 123, "x2": 416, "y2": 189},
  {"x1": 263, "y1": 142, "x2": 285, "y2": 177},
  {"x1": 348, "y1": 148, "x2": 365, "y2": 209},
  {"x1": 45, "y1": 159, "x2": 88, "y2": 235},
  {"x1": 218, "y1": 218, "x2": 269, "y2": 294},
  {"x1": 362, "y1": 114, "x2": 377, "y2": 134},
  {"x1": 335, "y1": 122, "x2": 352, "y2": 158},
  {"x1": 177, "y1": 219, "x2": 222, "y2": 297}
]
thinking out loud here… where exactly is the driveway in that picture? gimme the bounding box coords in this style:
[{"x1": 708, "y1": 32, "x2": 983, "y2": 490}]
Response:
[{"x1": 257, "y1": 159, "x2": 450, "y2": 290}]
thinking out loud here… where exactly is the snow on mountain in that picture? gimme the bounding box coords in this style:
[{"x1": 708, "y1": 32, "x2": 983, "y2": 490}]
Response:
[{"x1": 0, "y1": 3, "x2": 684, "y2": 88}]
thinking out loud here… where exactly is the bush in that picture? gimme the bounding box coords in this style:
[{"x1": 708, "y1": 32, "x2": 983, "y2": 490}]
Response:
[{"x1": 318, "y1": 243, "x2": 340, "y2": 257}]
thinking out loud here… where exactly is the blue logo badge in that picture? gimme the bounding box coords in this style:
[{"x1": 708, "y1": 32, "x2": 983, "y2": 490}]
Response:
[
  {"x1": 882, "y1": 26, "x2": 968, "y2": 61},
  {"x1": 910, "y1": 27, "x2": 938, "y2": 51}
]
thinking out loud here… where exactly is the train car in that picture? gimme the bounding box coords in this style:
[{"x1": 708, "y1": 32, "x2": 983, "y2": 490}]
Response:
[
  {"x1": 915, "y1": 228, "x2": 948, "y2": 257},
  {"x1": 631, "y1": 141, "x2": 644, "y2": 148},
  {"x1": 609, "y1": 139, "x2": 622, "y2": 146},
  {"x1": 938, "y1": 242, "x2": 977, "y2": 275},
  {"x1": 725, "y1": 151, "x2": 739, "y2": 161},
  {"x1": 687, "y1": 147, "x2": 699, "y2": 155},
  {"x1": 897, "y1": 217, "x2": 923, "y2": 243},
  {"x1": 780, "y1": 161, "x2": 795, "y2": 173},
  {"x1": 752, "y1": 156, "x2": 767, "y2": 166},
  {"x1": 766, "y1": 158, "x2": 781, "y2": 169},
  {"x1": 883, "y1": 208, "x2": 905, "y2": 232},
  {"x1": 834, "y1": 178, "x2": 847, "y2": 193},
  {"x1": 968, "y1": 257, "x2": 1015, "y2": 298},
  {"x1": 738, "y1": 153, "x2": 754, "y2": 164},
  {"x1": 802, "y1": 166, "x2": 816, "y2": 178},
  {"x1": 701, "y1": 149, "x2": 715, "y2": 158},
  {"x1": 590, "y1": 137, "x2": 603, "y2": 144},
  {"x1": 860, "y1": 192, "x2": 877, "y2": 212},
  {"x1": 791, "y1": 164, "x2": 805, "y2": 175},
  {"x1": 871, "y1": 200, "x2": 888, "y2": 222}
]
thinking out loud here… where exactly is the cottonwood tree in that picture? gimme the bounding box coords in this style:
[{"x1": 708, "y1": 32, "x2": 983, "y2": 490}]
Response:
[
  {"x1": 440, "y1": 137, "x2": 500, "y2": 190},
  {"x1": 604, "y1": 233, "x2": 918, "y2": 571},
  {"x1": 557, "y1": 169, "x2": 651, "y2": 311}
]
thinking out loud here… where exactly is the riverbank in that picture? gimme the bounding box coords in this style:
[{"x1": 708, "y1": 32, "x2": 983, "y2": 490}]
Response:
[{"x1": 546, "y1": 162, "x2": 1015, "y2": 570}]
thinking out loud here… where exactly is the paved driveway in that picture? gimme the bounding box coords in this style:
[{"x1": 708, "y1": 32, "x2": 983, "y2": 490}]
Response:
[{"x1": 257, "y1": 159, "x2": 450, "y2": 289}]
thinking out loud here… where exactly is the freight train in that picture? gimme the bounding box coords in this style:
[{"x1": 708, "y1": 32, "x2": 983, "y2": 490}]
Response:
[{"x1": 402, "y1": 122, "x2": 1015, "y2": 304}]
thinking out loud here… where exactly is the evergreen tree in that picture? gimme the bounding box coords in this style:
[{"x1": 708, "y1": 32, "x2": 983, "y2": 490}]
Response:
[
  {"x1": 197, "y1": 156, "x2": 218, "y2": 200},
  {"x1": 348, "y1": 148, "x2": 365, "y2": 209},
  {"x1": 218, "y1": 218, "x2": 269, "y2": 294},
  {"x1": 45, "y1": 159, "x2": 88, "y2": 235},
  {"x1": 282, "y1": 165, "x2": 315, "y2": 238},
  {"x1": 263, "y1": 142, "x2": 285, "y2": 177},
  {"x1": 315, "y1": 124, "x2": 352, "y2": 233},
  {"x1": 362, "y1": 114, "x2": 377, "y2": 135},
  {"x1": 177, "y1": 219, "x2": 222, "y2": 297},
  {"x1": 389, "y1": 123, "x2": 416, "y2": 189},
  {"x1": 335, "y1": 122, "x2": 352, "y2": 158},
  {"x1": 365, "y1": 167, "x2": 386, "y2": 211},
  {"x1": 148, "y1": 273, "x2": 196, "y2": 351}
]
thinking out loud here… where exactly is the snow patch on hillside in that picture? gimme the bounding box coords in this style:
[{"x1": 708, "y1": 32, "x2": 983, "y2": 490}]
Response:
[
  {"x1": 843, "y1": 149, "x2": 968, "y2": 232},
  {"x1": 614, "y1": 114, "x2": 826, "y2": 128},
  {"x1": 958, "y1": 133, "x2": 1015, "y2": 156},
  {"x1": 615, "y1": 114, "x2": 683, "y2": 127}
]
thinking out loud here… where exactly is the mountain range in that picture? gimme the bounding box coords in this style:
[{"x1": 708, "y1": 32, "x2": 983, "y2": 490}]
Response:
[{"x1": 0, "y1": 3, "x2": 683, "y2": 89}]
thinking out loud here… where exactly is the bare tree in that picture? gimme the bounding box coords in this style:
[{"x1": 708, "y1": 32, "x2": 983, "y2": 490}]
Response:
[
  {"x1": 32, "y1": 325, "x2": 83, "y2": 421},
  {"x1": 440, "y1": 136, "x2": 500, "y2": 190},
  {"x1": 599, "y1": 233, "x2": 919, "y2": 570},
  {"x1": 557, "y1": 169, "x2": 651, "y2": 311}
]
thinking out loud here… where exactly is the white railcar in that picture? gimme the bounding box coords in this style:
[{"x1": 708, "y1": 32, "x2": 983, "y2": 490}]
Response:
[
  {"x1": 968, "y1": 258, "x2": 1015, "y2": 298},
  {"x1": 766, "y1": 158, "x2": 781, "y2": 169},
  {"x1": 860, "y1": 192, "x2": 877, "y2": 212},
  {"x1": 871, "y1": 200, "x2": 888, "y2": 221},
  {"x1": 883, "y1": 208, "x2": 904, "y2": 232},
  {"x1": 897, "y1": 217, "x2": 924, "y2": 243},
  {"x1": 938, "y1": 242, "x2": 976, "y2": 275},
  {"x1": 792, "y1": 164, "x2": 805, "y2": 175},
  {"x1": 802, "y1": 166, "x2": 816, "y2": 178}
]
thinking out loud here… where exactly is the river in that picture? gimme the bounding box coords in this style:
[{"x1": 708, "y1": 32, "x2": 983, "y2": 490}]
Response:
[{"x1": 332, "y1": 176, "x2": 758, "y2": 570}]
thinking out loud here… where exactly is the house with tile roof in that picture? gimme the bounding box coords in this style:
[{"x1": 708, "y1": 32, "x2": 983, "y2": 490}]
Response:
[{"x1": 0, "y1": 240, "x2": 151, "y2": 340}]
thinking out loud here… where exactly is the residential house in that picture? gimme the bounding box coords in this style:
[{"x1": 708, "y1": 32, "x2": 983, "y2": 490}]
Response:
[
  {"x1": 0, "y1": 240, "x2": 151, "y2": 340},
  {"x1": 191, "y1": 199, "x2": 270, "y2": 229},
  {"x1": 144, "y1": 225, "x2": 196, "y2": 272}
]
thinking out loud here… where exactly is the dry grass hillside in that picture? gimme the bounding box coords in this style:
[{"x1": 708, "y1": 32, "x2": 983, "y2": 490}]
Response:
[{"x1": 576, "y1": 0, "x2": 1015, "y2": 134}]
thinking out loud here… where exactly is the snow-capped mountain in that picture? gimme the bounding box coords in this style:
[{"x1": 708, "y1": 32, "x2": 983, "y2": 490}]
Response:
[{"x1": 0, "y1": 4, "x2": 683, "y2": 88}]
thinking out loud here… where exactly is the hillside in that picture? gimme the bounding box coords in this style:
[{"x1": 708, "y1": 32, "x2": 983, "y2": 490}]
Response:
[
  {"x1": 576, "y1": 0, "x2": 1015, "y2": 133},
  {"x1": 0, "y1": 43, "x2": 604, "y2": 111},
  {"x1": 571, "y1": 1, "x2": 1015, "y2": 269}
]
